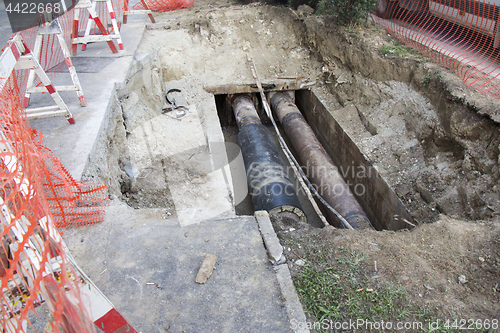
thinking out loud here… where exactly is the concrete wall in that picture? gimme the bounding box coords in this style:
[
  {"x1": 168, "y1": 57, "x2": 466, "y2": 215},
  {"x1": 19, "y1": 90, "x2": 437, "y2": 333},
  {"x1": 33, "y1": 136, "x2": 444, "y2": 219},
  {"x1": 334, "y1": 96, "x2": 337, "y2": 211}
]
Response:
[{"x1": 296, "y1": 89, "x2": 414, "y2": 231}]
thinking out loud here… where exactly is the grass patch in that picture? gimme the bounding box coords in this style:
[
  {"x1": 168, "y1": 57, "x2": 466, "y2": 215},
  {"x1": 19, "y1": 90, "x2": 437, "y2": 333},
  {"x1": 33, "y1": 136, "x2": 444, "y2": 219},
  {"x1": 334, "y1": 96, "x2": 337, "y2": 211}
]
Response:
[
  {"x1": 294, "y1": 247, "x2": 429, "y2": 325},
  {"x1": 422, "y1": 76, "x2": 431, "y2": 87},
  {"x1": 285, "y1": 235, "x2": 484, "y2": 332},
  {"x1": 380, "y1": 40, "x2": 419, "y2": 58}
]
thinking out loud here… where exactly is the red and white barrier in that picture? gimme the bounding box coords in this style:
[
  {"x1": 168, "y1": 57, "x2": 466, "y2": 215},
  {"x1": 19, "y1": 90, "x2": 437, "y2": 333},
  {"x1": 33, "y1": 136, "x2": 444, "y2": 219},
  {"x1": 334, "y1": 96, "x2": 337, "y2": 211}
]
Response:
[
  {"x1": 123, "y1": 0, "x2": 155, "y2": 24},
  {"x1": 106, "y1": 0, "x2": 124, "y2": 49},
  {"x1": 0, "y1": 35, "x2": 75, "y2": 124},
  {"x1": 64, "y1": 247, "x2": 138, "y2": 333},
  {"x1": 24, "y1": 19, "x2": 87, "y2": 108},
  {"x1": 72, "y1": 0, "x2": 119, "y2": 55},
  {"x1": 82, "y1": 0, "x2": 124, "y2": 51}
]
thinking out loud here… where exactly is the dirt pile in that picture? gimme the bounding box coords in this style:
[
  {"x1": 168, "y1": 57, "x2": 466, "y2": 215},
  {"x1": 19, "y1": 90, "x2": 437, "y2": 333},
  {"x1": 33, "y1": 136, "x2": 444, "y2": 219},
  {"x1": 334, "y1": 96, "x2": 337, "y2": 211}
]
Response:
[
  {"x1": 281, "y1": 214, "x2": 500, "y2": 320},
  {"x1": 292, "y1": 14, "x2": 500, "y2": 224}
]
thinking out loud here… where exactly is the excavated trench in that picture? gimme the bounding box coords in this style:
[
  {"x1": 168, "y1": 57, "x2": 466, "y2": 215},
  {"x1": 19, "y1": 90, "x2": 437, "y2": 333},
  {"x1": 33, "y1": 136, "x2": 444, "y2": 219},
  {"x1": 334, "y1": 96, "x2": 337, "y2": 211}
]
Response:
[
  {"x1": 84, "y1": 4, "x2": 500, "y2": 229},
  {"x1": 215, "y1": 90, "x2": 413, "y2": 230}
]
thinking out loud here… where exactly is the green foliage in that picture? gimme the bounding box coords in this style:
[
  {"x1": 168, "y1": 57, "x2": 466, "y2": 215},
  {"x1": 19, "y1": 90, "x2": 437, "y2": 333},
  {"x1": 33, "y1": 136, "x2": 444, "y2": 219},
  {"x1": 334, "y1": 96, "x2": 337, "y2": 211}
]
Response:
[
  {"x1": 315, "y1": 0, "x2": 377, "y2": 26},
  {"x1": 268, "y1": 0, "x2": 375, "y2": 26},
  {"x1": 422, "y1": 76, "x2": 431, "y2": 87},
  {"x1": 435, "y1": 70, "x2": 444, "y2": 78},
  {"x1": 380, "y1": 45, "x2": 396, "y2": 55}
]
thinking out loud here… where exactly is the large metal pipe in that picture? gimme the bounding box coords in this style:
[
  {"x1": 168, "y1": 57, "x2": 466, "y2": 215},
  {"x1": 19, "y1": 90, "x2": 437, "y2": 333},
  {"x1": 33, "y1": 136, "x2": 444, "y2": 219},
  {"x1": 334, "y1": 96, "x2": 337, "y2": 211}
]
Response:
[
  {"x1": 270, "y1": 92, "x2": 373, "y2": 229},
  {"x1": 232, "y1": 94, "x2": 306, "y2": 223}
]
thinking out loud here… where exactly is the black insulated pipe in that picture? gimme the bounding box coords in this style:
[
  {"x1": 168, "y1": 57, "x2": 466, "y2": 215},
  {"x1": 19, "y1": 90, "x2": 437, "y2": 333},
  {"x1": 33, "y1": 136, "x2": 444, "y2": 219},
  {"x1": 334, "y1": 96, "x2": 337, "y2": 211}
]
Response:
[
  {"x1": 232, "y1": 94, "x2": 306, "y2": 223},
  {"x1": 270, "y1": 92, "x2": 373, "y2": 229}
]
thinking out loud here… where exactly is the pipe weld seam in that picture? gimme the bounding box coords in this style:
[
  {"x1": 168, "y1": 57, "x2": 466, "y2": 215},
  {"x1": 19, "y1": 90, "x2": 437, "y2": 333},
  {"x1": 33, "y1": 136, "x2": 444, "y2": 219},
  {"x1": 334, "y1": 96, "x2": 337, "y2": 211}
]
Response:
[{"x1": 281, "y1": 112, "x2": 304, "y2": 127}]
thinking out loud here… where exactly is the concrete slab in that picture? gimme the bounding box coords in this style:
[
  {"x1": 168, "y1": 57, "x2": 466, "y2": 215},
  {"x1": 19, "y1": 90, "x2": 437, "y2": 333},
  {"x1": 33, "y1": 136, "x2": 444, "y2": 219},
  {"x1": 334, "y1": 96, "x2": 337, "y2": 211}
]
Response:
[
  {"x1": 63, "y1": 202, "x2": 294, "y2": 333},
  {"x1": 126, "y1": 104, "x2": 234, "y2": 226},
  {"x1": 128, "y1": 105, "x2": 207, "y2": 165}
]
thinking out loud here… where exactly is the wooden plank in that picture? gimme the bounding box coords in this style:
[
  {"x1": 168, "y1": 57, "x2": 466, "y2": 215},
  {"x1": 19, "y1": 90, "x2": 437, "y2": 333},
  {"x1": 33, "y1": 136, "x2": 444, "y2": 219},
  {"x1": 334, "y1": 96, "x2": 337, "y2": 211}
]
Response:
[
  {"x1": 204, "y1": 81, "x2": 306, "y2": 95},
  {"x1": 195, "y1": 253, "x2": 217, "y2": 284}
]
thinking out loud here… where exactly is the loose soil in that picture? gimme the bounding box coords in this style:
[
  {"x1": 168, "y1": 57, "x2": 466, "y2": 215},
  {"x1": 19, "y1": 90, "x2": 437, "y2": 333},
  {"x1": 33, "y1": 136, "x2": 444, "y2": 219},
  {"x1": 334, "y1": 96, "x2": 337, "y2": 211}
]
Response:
[
  {"x1": 87, "y1": 0, "x2": 500, "y2": 326},
  {"x1": 275, "y1": 215, "x2": 500, "y2": 327}
]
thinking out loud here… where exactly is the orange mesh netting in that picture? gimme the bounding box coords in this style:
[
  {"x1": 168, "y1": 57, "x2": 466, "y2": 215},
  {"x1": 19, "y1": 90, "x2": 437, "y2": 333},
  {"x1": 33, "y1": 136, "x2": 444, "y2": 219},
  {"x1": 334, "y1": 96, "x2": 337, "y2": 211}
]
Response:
[
  {"x1": 38, "y1": 141, "x2": 108, "y2": 228},
  {"x1": 133, "y1": 0, "x2": 194, "y2": 12},
  {"x1": 373, "y1": 0, "x2": 500, "y2": 98},
  {"x1": 0, "y1": 75, "x2": 100, "y2": 332}
]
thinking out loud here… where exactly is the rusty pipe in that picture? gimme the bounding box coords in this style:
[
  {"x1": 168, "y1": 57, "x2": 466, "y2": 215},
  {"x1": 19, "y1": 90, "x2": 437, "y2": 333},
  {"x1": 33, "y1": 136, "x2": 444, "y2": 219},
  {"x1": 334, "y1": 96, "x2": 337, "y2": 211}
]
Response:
[
  {"x1": 270, "y1": 92, "x2": 373, "y2": 229},
  {"x1": 231, "y1": 94, "x2": 306, "y2": 223},
  {"x1": 232, "y1": 94, "x2": 262, "y2": 128}
]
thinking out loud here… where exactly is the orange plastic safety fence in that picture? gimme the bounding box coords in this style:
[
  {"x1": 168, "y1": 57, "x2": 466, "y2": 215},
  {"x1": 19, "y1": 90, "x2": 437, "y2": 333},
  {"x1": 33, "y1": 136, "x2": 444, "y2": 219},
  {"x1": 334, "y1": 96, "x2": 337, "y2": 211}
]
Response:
[
  {"x1": 38, "y1": 142, "x2": 108, "y2": 228},
  {"x1": 373, "y1": 0, "x2": 500, "y2": 98},
  {"x1": 133, "y1": 0, "x2": 194, "y2": 12},
  {"x1": 0, "y1": 76, "x2": 97, "y2": 332}
]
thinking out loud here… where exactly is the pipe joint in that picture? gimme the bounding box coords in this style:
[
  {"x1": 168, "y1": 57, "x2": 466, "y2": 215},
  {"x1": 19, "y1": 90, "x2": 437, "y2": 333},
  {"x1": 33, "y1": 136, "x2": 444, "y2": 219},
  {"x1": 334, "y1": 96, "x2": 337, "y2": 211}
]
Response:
[{"x1": 270, "y1": 93, "x2": 300, "y2": 122}]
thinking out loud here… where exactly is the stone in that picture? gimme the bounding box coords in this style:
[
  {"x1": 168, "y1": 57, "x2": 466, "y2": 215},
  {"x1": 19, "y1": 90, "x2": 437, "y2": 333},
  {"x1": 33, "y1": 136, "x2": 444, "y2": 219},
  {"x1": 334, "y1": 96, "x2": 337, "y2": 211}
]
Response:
[
  {"x1": 297, "y1": 5, "x2": 314, "y2": 17},
  {"x1": 295, "y1": 259, "x2": 305, "y2": 266}
]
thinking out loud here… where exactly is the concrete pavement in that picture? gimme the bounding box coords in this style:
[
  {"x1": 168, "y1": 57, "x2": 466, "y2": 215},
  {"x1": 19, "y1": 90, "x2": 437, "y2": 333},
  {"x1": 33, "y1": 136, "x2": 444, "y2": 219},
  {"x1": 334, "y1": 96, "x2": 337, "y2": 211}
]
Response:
[{"x1": 63, "y1": 205, "x2": 305, "y2": 332}]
